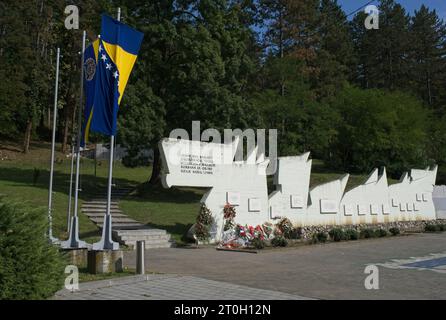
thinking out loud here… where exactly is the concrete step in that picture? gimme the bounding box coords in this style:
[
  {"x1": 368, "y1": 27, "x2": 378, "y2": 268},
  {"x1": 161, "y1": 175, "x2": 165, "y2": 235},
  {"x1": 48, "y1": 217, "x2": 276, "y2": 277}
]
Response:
[
  {"x1": 90, "y1": 217, "x2": 139, "y2": 224},
  {"x1": 97, "y1": 223, "x2": 147, "y2": 230},
  {"x1": 84, "y1": 213, "x2": 128, "y2": 218},
  {"x1": 112, "y1": 229, "x2": 174, "y2": 249},
  {"x1": 82, "y1": 208, "x2": 123, "y2": 214},
  {"x1": 123, "y1": 240, "x2": 174, "y2": 249},
  {"x1": 85, "y1": 201, "x2": 119, "y2": 205},
  {"x1": 82, "y1": 204, "x2": 120, "y2": 209},
  {"x1": 117, "y1": 234, "x2": 171, "y2": 241}
]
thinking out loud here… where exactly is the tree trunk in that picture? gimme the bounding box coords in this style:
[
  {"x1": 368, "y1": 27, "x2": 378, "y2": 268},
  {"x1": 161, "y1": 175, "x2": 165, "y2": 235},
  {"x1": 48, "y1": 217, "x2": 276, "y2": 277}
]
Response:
[
  {"x1": 23, "y1": 119, "x2": 32, "y2": 153},
  {"x1": 149, "y1": 146, "x2": 161, "y2": 184}
]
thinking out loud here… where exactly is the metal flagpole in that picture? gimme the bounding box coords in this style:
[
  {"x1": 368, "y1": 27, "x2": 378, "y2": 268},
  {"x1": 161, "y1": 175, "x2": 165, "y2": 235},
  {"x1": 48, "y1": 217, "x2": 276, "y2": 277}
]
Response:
[
  {"x1": 62, "y1": 31, "x2": 88, "y2": 249},
  {"x1": 93, "y1": 8, "x2": 121, "y2": 251},
  {"x1": 48, "y1": 47, "x2": 61, "y2": 244},
  {"x1": 66, "y1": 143, "x2": 75, "y2": 232}
]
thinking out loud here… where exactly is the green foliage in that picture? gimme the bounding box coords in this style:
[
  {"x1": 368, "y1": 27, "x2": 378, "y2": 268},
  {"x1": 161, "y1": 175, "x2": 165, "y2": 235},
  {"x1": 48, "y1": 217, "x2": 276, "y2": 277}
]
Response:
[
  {"x1": 327, "y1": 86, "x2": 429, "y2": 175},
  {"x1": 328, "y1": 228, "x2": 346, "y2": 242},
  {"x1": 389, "y1": 227, "x2": 400, "y2": 236},
  {"x1": 271, "y1": 236, "x2": 288, "y2": 247},
  {"x1": 375, "y1": 229, "x2": 388, "y2": 238},
  {"x1": 360, "y1": 228, "x2": 376, "y2": 239},
  {"x1": 0, "y1": 200, "x2": 65, "y2": 299},
  {"x1": 425, "y1": 224, "x2": 441, "y2": 232},
  {"x1": 344, "y1": 229, "x2": 359, "y2": 240},
  {"x1": 251, "y1": 237, "x2": 266, "y2": 250},
  {"x1": 290, "y1": 227, "x2": 302, "y2": 240},
  {"x1": 311, "y1": 232, "x2": 328, "y2": 244}
]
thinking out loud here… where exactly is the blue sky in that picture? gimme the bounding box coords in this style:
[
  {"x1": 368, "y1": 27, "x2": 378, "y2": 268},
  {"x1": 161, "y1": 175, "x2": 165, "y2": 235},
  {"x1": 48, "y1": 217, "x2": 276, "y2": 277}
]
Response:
[{"x1": 339, "y1": 0, "x2": 446, "y2": 20}]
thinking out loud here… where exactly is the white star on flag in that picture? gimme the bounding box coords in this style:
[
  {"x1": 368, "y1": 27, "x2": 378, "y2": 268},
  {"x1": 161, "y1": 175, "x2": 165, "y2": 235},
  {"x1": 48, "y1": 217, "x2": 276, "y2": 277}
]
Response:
[
  {"x1": 113, "y1": 71, "x2": 119, "y2": 79},
  {"x1": 101, "y1": 54, "x2": 107, "y2": 62},
  {"x1": 99, "y1": 45, "x2": 103, "y2": 52},
  {"x1": 106, "y1": 63, "x2": 112, "y2": 70}
]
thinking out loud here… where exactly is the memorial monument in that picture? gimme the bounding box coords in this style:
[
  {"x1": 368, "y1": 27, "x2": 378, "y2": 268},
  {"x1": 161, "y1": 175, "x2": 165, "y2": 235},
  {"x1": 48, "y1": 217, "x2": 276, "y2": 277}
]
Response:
[{"x1": 160, "y1": 137, "x2": 438, "y2": 242}]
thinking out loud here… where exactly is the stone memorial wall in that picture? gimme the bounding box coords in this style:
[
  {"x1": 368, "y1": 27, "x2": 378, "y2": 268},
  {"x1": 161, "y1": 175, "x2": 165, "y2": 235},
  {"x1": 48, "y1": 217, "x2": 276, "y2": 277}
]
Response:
[{"x1": 160, "y1": 138, "x2": 438, "y2": 241}]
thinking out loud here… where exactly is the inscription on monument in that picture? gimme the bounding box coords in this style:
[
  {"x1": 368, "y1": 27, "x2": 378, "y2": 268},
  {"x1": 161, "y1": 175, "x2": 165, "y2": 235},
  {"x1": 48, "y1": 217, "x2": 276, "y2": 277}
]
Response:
[{"x1": 180, "y1": 153, "x2": 216, "y2": 175}]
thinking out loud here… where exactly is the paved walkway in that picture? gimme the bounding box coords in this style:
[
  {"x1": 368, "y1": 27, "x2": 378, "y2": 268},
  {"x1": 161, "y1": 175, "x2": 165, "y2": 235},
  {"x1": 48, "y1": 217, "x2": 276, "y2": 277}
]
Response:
[
  {"x1": 124, "y1": 232, "x2": 446, "y2": 300},
  {"x1": 54, "y1": 274, "x2": 308, "y2": 300}
]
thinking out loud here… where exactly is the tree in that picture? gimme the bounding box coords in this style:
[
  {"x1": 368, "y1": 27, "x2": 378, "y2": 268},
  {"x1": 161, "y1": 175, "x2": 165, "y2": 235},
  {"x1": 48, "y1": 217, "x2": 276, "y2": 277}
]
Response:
[
  {"x1": 351, "y1": 0, "x2": 411, "y2": 91},
  {"x1": 0, "y1": 200, "x2": 65, "y2": 299},
  {"x1": 119, "y1": 0, "x2": 257, "y2": 182},
  {"x1": 327, "y1": 86, "x2": 429, "y2": 177},
  {"x1": 409, "y1": 5, "x2": 446, "y2": 111}
]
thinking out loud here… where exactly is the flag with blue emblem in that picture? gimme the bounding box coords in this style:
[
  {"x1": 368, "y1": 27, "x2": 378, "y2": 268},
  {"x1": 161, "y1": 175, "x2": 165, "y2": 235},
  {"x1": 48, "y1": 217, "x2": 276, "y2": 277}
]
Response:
[{"x1": 82, "y1": 14, "x2": 144, "y2": 143}]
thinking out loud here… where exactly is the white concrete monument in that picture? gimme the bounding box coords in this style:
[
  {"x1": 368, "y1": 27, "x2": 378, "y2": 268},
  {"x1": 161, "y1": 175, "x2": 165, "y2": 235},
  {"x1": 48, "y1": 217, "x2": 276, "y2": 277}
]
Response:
[
  {"x1": 433, "y1": 185, "x2": 446, "y2": 219},
  {"x1": 160, "y1": 137, "x2": 269, "y2": 241},
  {"x1": 160, "y1": 138, "x2": 439, "y2": 242}
]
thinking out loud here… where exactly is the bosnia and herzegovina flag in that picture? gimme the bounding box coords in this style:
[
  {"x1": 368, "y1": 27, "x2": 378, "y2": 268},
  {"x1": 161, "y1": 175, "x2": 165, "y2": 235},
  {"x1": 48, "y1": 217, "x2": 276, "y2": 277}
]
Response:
[{"x1": 81, "y1": 14, "x2": 144, "y2": 146}]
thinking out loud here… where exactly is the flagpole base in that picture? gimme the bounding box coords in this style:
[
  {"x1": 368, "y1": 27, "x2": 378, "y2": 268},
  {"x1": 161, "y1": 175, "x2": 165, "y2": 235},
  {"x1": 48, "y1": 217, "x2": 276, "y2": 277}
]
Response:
[
  {"x1": 49, "y1": 236, "x2": 61, "y2": 245},
  {"x1": 61, "y1": 216, "x2": 90, "y2": 249},
  {"x1": 92, "y1": 214, "x2": 120, "y2": 251}
]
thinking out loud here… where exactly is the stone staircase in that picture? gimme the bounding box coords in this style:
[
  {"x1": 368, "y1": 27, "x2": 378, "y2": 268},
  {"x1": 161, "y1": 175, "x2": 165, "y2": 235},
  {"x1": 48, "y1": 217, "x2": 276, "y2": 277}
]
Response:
[{"x1": 82, "y1": 188, "x2": 174, "y2": 249}]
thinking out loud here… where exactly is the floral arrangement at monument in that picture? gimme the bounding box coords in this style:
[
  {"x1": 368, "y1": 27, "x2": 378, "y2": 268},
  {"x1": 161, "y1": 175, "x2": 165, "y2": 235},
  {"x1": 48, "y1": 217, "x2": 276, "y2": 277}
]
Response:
[
  {"x1": 276, "y1": 218, "x2": 293, "y2": 238},
  {"x1": 223, "y1": 203, "x2": 236, "y2": 231},
  {"x1": 219, "y1": 220, "x2": 276, "y2": 249},
  {"x1": 194, "y1": 203, "x2": 214, "y2": 242}
]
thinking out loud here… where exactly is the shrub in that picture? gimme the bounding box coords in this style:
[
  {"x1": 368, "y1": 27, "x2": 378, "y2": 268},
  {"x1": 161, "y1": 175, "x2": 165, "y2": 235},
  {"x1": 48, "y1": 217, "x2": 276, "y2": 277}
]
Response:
[
  {"x1": 375, "y1": 229, "x2": 388, "y2": 238},
  {"x1": 329, "y1": 228, "x2": 345, "y2": 242},
  {"x1": 425, "y1": 224, "x2": 440, "y2": 232},
  {"x1": 0, "y1": 201, "x2": 65, "y2": 299},
  {"x1": 271, "y1": 236, "x2": 288, "y2": 247},
  {"x1": 344, "y1": 229, "x2": 359, "y2": 240},
  {"x1": 251, "y1": 237, "x2": 266, "y2": 250},
  {"x1": 439, "y1": 224, "x2": 446, "y2": 232},
  {"x1": 290, "y1": 227, "x2": 302, "y2": 240},
  {"x1": 360, "y1": 228, "x2": 375, "y2": 239},
  {"x1": 311, "y1": 232, "x2": 328, "y2": 244},
  {"x1": 389, "y1": 227, "x2": 400, "y2": 236}
]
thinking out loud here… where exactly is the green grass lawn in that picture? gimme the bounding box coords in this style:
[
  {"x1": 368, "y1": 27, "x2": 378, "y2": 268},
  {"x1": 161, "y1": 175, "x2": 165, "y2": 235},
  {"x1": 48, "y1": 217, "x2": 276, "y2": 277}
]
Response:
[{"x1": 0, "y1": 140, "x2": 399, "y2": 245}]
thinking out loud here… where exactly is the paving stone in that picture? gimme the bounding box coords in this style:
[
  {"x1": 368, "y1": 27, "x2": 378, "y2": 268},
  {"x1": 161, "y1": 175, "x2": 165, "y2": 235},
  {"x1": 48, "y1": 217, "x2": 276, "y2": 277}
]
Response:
[{"x1": 54, "y1": 274, "x2": 308, "y2": 300}]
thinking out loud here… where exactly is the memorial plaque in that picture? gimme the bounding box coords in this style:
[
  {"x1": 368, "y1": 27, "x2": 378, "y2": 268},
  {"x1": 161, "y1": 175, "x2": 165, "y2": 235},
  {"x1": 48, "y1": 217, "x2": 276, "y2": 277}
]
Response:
[
  {"x1": 357, "y1": 204, "x2": 367, "y2": 216},
  {"x1": 248, "y1": 198, "x2": 261, "y2": 212},
  {"x1": 370, "y1": 204, "x2": 379, "y2": 215},
  {"x1": 343, "y1": 204, "x2": 354, "y2": 216},
  {"x1": 290, "y1": 195, "x2": 304, "y2": 209},
  {"x1": 320, "y1": 199, "x2": 338, "y2": 214},
  {"x1": 226, "y1": 192, "x2": 241, "y2": 206},
  {"x1": 382, "y1": 204, "x2": 391, "y2": 215}
]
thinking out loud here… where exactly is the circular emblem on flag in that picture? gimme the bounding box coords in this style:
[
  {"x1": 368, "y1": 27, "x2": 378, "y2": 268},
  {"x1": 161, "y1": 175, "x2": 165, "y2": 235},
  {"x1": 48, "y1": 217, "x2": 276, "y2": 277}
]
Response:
[{"x1": 84, "y1": 58, "x2": 96, "y2": 81}]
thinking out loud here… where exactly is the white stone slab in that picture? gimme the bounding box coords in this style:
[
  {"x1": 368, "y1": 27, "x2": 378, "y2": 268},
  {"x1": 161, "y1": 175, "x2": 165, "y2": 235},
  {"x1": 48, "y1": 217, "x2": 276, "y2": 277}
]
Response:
[
  {"x1": 343, "y1": 204, "x2": 354, "y2": 216},
  {"x1": 320, "y1": 199, "x2": 338, "y2": 214},
  {"x1": 226, "y1": 192, "x2": 241, "y2": 206},
  {"x1": 357, "y1": 204, "x2": 367, "y2": 216},
  {"x1": 370, "y1": 204, "x2": 379, "y2": 215},
  {"x1": 290, "y1": 195, "x2": 304, "y2": 209},
  {"x1": 382, "y1": 204, "x2": 391, "y2": 215},
  {"x1": 248, "y1": 198, "x2": 261, "y2": 212}
]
